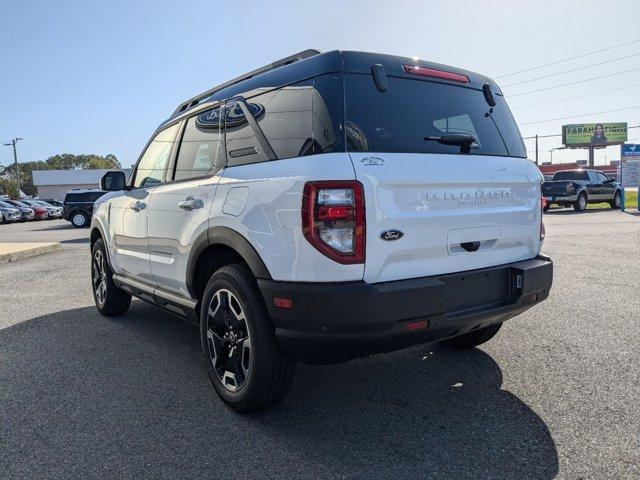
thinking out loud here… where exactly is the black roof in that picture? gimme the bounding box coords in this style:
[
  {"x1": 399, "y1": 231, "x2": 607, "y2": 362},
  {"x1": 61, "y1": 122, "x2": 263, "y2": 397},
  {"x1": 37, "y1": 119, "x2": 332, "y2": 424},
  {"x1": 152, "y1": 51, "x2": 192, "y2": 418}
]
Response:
[{"x1": 159, "y1": 50, "x2": 500, "y2": 130}]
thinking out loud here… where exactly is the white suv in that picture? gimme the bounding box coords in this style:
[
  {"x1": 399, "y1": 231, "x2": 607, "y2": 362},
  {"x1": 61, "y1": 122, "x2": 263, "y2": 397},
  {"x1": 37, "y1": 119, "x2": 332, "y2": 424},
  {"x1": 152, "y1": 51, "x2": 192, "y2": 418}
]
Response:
[{"x1": 90, "y1": 50, "x2": 553, "y2": 412}]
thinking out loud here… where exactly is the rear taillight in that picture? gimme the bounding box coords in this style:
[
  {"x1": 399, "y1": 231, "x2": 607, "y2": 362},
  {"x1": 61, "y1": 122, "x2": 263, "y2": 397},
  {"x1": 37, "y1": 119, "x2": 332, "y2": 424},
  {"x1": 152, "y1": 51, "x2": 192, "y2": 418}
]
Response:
[
  {"x1": 302, "y1": 181, "x2": 365, "y2": 264},
  {"x1": 540, "y1": 196, "x2": 546, "y2": 243},
  {"x1": 402, "y1": 65, "x2": 469, "y2": 83}
]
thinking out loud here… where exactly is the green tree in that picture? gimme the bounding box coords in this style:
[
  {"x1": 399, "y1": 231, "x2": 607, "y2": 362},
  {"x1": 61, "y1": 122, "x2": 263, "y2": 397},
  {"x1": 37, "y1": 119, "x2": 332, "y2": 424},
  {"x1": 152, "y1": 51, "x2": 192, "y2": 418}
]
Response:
[{"x1": 0, "y1": 176, "x2": 19, "y2": 198}]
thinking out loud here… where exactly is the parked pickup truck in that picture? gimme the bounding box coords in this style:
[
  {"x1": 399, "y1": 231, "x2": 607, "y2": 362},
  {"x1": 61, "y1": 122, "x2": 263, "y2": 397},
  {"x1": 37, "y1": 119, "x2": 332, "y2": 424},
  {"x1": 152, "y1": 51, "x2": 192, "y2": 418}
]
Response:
[{"x1": 542, "y1": 169, "x2": 622, "y2": 212}]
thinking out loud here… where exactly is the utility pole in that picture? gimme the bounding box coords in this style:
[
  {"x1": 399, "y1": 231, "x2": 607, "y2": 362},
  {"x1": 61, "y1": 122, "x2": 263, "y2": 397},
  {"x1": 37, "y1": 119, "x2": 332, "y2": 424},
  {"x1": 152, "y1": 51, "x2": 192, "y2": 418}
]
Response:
[
  {"x1": 535, "y1": 135, "x2": 539, "y2": 165},
  {"x1": 3, "y1": 138, "x2": 23, "y2": 196}
]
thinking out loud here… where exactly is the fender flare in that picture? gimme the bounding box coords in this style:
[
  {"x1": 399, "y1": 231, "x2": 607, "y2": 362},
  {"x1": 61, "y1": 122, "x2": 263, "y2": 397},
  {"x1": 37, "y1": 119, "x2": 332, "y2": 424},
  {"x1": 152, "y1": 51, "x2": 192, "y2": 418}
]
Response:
[{"x1": 186, "y1": 226, "x2": 272, "y2": 298}]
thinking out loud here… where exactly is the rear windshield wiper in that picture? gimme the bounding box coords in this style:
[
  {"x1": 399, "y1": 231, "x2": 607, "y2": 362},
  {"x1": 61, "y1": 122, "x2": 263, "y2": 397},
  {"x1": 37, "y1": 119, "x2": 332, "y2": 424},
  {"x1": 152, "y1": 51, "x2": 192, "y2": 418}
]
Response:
[{"x1": 424, "y1": 134, "x2": 478, "y2": 153}]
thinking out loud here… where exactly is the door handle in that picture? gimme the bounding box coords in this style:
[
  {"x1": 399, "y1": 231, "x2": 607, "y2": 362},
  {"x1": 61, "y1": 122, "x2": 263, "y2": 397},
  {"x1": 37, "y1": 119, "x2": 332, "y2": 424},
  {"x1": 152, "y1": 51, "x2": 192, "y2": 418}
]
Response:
[
  {"x1": 129, "y1": 201, "x2": 146, "y2": 212},
  {"x1": 177, "y1": 196, "x2": 203, "y2": 210}
]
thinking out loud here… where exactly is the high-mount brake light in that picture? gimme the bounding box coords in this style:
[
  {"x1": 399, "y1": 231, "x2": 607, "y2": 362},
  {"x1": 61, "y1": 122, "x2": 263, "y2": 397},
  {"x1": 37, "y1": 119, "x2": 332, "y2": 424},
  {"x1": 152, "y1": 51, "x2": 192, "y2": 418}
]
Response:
[
  {"x1": 402, "y1": 65, "x2": 469, "y2": 84},
  {"x1": 302, "y1": 181, "x2": 365, "y2": 264}
]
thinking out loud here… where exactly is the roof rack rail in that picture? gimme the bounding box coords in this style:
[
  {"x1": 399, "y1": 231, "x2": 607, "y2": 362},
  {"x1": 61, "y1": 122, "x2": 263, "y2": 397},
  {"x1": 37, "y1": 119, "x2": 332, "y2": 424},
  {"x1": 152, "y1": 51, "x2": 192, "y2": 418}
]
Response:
[{"x1": 171, "y1": 49, "x2": 321, "y2": 117}]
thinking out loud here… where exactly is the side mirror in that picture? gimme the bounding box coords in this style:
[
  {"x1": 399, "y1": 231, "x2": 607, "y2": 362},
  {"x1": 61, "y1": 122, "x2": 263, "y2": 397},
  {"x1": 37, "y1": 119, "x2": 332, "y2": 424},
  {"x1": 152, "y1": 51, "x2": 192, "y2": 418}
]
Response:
[{"x1": 100, "y1": 171, "x2": 126, "y2": 191}]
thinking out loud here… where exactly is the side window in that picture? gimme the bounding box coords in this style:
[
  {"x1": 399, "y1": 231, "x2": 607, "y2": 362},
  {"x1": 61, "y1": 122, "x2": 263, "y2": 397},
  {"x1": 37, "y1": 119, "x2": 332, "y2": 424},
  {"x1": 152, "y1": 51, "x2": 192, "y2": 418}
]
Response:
[
  {"x1": 587, "y1": 171, "x2": 599, "y2": 184},
  {"x1": 225, "y1": 74, "x2": 343, "y2": 167},
  {"x1": 133, "y1": 124, "x2": 179, "y2": 188},
  {"x1": 174, "y1": 106, "x2": 223, "y2": 181},
  {"x1": 596, "y1": 172, "x2": 609, "y2": 183}
]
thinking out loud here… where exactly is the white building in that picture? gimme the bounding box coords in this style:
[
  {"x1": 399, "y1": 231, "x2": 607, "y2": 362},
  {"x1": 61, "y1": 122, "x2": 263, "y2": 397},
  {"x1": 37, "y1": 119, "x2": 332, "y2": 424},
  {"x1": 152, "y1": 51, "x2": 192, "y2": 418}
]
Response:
[{"x1": 32, "y1": 169, "x2": 130, "y2": 200}]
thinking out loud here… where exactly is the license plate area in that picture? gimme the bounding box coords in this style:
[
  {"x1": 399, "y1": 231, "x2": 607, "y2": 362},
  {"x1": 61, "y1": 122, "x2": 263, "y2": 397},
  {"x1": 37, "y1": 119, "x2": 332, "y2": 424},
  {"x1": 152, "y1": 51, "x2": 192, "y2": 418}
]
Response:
[{"x1": 443, "y1": 268, "x2": 510, "y2": 313}]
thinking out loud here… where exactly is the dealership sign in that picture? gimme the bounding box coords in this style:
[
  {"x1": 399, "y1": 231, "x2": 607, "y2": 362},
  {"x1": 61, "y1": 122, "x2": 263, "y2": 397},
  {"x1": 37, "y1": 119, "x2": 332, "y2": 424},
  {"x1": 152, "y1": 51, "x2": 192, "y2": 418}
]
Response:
[
  {"x1": 620, "y1": 144, "x2": 640, "y2": 187},
  {"x1": 562, "y1": 122, "x2": 627, "y2": 147}
]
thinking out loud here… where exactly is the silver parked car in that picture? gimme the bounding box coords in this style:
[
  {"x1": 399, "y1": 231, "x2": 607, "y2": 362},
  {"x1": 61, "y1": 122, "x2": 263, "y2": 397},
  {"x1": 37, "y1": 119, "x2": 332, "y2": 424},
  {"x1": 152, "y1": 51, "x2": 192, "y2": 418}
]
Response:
[
  {"x1": 0, "y1": 200, "x2": 22, "y2": 223},
  {"x1": 2, "y1": 200, "x2": 35, "y2": 221}
]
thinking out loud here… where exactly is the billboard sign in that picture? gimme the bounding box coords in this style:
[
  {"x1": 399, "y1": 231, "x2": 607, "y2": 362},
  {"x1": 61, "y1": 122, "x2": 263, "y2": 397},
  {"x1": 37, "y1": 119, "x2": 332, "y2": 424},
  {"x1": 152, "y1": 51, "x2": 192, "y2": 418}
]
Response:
[
  {"x1": 562, "y1": 122, "x2": 627, "y2": 147},
  {"x1": 620, "y1": 144, "x2": 640, "y2": 187}
]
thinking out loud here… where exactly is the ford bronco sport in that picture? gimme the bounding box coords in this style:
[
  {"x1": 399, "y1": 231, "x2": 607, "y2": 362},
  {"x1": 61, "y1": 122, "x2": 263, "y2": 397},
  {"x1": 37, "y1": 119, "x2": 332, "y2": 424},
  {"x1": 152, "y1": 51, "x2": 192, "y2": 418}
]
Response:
[{"x1": 90, "y1": 50, "x2": 553, "y2": 412}]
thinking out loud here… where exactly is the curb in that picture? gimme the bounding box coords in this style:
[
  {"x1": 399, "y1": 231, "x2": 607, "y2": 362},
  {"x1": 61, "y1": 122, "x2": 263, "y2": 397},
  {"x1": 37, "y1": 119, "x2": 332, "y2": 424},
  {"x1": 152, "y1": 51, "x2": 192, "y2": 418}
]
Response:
[{"x1": 0, "y1": 243, "x2": 61, "y2": 264}]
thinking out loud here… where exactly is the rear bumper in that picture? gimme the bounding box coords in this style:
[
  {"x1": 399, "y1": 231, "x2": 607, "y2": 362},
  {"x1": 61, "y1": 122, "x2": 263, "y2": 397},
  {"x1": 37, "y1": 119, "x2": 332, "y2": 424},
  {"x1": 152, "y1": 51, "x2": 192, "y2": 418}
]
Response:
[
  {"x1": 258, "y1": 255, "x2": 553, "y2": 364},
  {"x1": 544, "y1": 194, "x2": 577, "y2": 202}
]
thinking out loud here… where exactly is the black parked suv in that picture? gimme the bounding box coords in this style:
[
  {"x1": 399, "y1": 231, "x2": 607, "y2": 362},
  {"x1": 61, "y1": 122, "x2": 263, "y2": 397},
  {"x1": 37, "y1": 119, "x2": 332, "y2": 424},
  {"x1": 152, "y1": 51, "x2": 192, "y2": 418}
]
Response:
[{"x1": 63, "y1": 189, "x2": 107, "y2": 227}]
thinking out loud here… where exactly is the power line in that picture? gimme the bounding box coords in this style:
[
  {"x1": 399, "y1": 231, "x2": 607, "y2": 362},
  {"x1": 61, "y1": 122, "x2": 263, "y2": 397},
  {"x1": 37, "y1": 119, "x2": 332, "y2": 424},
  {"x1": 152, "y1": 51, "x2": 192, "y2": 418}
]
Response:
[
  {"x1": 501, "y1": 53, "x2": 640, "y2": 88},
  {"x1": 520, "y1": 107, "x2": 640, "y2": 126},
  {"x1": 495, "y1": 39, "x2": 640, "y2": 79},
  {"x1": 508, "y1": 67, "x2": 640, "y2": 97},
  {"x1": 510, "y1": 83, "x2": 640, "y2": 110}
]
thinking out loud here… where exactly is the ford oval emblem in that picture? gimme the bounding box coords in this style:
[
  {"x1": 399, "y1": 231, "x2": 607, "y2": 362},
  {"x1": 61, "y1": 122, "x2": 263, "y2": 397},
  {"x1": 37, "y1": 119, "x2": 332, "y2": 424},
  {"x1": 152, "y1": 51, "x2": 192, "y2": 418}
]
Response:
[{"x1": 380, "y1": 229, "x2": 404, "y2": 241}]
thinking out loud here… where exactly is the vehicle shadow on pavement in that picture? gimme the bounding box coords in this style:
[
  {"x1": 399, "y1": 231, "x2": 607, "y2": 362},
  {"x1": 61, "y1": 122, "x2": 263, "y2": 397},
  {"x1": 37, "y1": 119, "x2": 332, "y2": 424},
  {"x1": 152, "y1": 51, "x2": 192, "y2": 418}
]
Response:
[{"x1": 0, "y1": 303, "x2": 558, "y2": 480}]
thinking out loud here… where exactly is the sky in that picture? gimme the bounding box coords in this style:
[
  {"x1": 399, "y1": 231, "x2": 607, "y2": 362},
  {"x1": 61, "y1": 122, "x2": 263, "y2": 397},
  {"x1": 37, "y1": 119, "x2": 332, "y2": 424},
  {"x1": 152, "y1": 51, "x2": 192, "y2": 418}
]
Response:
[{"x1": 1, "y1": 0, "x2": 639, "y2": 169}]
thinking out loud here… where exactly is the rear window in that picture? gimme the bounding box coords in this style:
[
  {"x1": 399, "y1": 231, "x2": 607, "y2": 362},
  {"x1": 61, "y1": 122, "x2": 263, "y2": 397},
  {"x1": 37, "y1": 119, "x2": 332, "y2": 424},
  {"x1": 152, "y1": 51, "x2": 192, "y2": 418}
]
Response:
[
  {"x1": 344, "y1": 74, "x2": 526, "y2": 158},
  {"x1": 553, "y1": 171, "x2": 589, "y2": 181}
]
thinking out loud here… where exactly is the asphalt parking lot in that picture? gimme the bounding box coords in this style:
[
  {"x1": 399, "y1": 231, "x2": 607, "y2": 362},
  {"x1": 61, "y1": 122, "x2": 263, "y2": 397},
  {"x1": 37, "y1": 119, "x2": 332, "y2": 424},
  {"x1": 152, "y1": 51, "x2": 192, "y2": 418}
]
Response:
[{"x1": 1, "y1": 213, "x2": 639, "y2": 479}]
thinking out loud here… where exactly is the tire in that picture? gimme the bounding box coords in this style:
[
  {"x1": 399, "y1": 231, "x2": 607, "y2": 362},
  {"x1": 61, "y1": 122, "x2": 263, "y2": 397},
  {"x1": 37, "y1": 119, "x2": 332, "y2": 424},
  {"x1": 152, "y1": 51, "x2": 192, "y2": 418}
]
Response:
[
  {"x1": 91, "y1": 238, "x2": 131, "y2": 316},
  {"x1": 574, "y1": 192, "x2": 587, "y2": 212},
  {"x1": 200, "y1": 264, "x2": 296, "y2": 413},
  {"x1": 543, "y1": 203, "x2": 550, "y2": 212},
  {"x1": 71, "y1": 211, "x2": 89, "y2": 228},
  {"x1": 439, "y1": 323, "x2": 502, "y2": 349},
  {"x1": 610, "y1": 191, "x2": 621, "y2": 209},
  {"x1": 0, "y1": 214, "x2": 6, "y2": 224}
]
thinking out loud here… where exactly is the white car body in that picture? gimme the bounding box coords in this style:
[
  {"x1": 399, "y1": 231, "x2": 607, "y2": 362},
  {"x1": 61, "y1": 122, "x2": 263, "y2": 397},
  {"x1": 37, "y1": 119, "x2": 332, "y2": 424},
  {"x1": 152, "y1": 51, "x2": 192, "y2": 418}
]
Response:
[{"x1": 91, "y1": 50, "x2": 552, "y2": 371}]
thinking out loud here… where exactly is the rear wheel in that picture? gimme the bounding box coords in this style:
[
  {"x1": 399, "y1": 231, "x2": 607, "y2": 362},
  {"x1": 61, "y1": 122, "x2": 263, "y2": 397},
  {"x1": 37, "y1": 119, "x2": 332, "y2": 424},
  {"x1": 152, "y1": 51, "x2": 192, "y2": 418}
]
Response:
[
  {"x1": 543, "y1": 203, "x2": 550, "y2": 212},
  {"x1": 71, "y1": 211, "x2": 89, "y2": 228},
  {"x1": 574, "y1": 192, "x2": 587, "y2": 212},
  {"x1": 200, "y1": 264, "x2": 296, "y2": 413},
  {"x1": 610, "y1": 191, "x2": 621, "y2": 209},
  {"x1": 439, "y1": 323, "x2": 502, "y2": 349},
  {"x1": 91, "y1": 238, "x2": 131, "y2": 316}
]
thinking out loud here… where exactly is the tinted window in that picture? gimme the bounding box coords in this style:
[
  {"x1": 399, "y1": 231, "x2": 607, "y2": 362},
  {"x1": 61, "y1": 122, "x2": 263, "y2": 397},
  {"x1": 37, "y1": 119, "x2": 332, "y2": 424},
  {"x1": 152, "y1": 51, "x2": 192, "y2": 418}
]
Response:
[
  {"x1": 133, "y1": 124, "x2": 179, "y2": 188},
  {"x1": 88, "y1": 192, "x2": 106, "y2": 202},
  {"x1": 552, "y1": 171, "x2": 589, "y2": 181},
  {"x1": 596, "y1": 172, "x2": 609, "y2": 183},
  {"x1": 344, "y1": 74, "x2": 526, "y2": 157},
  {"x1": 174, "y1": 106, "x2": 223, "y2": 181},
  {"x1": 64, "y1": 192, "x2": 103, "y2": 202},
  {"x1": 225, "y1": 74, "x2": 343, "y2": 167},
  {"x1": 0, "y1": 200, "x2": 14, "y2": 208}
]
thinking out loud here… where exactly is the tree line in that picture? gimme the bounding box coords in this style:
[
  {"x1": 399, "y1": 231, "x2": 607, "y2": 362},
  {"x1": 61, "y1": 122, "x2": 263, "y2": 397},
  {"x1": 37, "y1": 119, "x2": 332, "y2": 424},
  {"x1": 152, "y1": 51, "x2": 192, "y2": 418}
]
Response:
[{"x1": 0, "y1": 153, "x2": 121, "y2": 198}]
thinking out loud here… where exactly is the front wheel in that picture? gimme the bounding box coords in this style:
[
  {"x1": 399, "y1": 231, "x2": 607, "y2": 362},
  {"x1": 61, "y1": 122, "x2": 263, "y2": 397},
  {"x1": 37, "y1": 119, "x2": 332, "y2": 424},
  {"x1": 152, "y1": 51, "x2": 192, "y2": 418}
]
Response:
[
  {"x1": 439, "y1": 323, "x2": 502, "y2": 349},
  {"x1": 574, "y1": 192, "x2": 587, "y2": 212},
  {"x1": 200, "y1": 264, "x2": 296, "y2": 413},
  {"x1": 71, "y1": 211, "x2": 89, "y2": 228},
  {"x1": 91, "y1": 238, "x2": 131, "y2": 316},
  {"x1": 610, "y1": 191, "x2": 621, "y2": 209}
]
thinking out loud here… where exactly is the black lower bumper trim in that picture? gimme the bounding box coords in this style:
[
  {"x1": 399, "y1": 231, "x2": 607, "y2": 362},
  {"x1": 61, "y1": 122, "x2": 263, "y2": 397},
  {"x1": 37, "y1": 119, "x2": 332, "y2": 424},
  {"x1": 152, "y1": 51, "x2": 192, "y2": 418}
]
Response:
[{"x1": 258, "y1": 255, "x2": 553, "y2": 364}]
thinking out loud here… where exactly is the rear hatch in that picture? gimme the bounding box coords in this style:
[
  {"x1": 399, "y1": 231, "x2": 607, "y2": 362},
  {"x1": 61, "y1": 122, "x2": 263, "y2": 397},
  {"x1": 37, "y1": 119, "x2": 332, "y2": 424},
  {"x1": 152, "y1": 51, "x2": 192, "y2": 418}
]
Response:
[{"x1": 344, "y1": 72, "x2": 541, "y2": 283}]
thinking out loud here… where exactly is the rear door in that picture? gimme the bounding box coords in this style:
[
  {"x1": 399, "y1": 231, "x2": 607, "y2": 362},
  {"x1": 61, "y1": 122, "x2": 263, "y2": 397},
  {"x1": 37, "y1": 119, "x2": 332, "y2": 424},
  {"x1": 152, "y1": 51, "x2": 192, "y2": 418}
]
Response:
[
  {"x1": 587, "y1": 170, "x2": 604, "y2": 199},
  {"x1": 344, "y1": 73, "x2": 541, "y2": 284}
]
